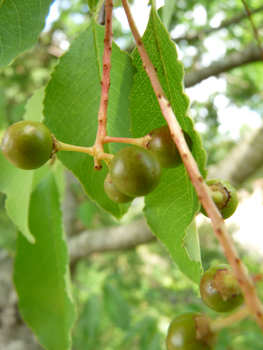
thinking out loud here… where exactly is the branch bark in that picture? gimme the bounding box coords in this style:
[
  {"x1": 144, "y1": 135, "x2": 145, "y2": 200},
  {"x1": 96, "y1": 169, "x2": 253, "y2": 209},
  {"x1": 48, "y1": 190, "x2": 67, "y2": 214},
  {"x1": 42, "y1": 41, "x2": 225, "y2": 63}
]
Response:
[
  {"x1": 208, "y1": 125, "x2": 263, "y2": 188},
  {"x1": 242, "y1": 0, "x2": 263, "y2": 60},
  {"x1": 173, "y1": 5, "x2": 263, "y2": 43},
  {"x1": 184, "y1": 44, "x2": 262, "y2": 87},
  {"x1": 69, "y1": 217, "x2": 155, "y2": 265}
]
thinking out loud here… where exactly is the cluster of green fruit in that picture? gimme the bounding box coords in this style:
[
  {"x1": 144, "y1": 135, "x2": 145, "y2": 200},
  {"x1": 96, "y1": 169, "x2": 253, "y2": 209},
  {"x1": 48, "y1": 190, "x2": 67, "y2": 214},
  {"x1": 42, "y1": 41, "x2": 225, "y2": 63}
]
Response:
[
  {"x1": 104, "y1": 126, "x2": 239, "y2": 220},
  {"x1": 0, "y1": 120, "x2": 192, "y2": 198},
  {"x1": 104, "y1": 125, "x2": 193, "y2": 203},
  {"x1": 1, "y1": 121, "x2": 239, "y2": 219},
  {"x1": 166, "y1": 264, "x2": 244, "y2": 349}
]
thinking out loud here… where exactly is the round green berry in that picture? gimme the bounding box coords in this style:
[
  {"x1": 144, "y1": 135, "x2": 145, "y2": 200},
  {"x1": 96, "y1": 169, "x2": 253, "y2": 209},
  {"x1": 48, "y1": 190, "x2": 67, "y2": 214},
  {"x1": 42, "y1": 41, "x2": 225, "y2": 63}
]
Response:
[
  {"x1": 166, "y1": 312, "x2": 217, "y2": 350},
  {"x1": 201, "y1": 179, "x2": 238, "y2": 219},
  {"x1": 109, "y1": 146, "x2": 162, "y2": 197},
  {"x1": 147, "y1": 125, "x2": 193, "y2": 168},
  {"x1": 1, "y1": 121, "x2": 54, "y2": 170},
  {"x1": 104, "y1": 173, "x2": 134, "y2": 204},
  {"x1": 200, "y1": 264, "x2": 244, "y2": 313}
]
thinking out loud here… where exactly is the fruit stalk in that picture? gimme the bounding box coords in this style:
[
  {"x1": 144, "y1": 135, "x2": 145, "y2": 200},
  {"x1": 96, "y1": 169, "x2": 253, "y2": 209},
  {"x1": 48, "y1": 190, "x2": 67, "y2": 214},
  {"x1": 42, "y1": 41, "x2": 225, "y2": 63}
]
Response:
[
  {"x1": 210, "y1": 306, "x2": 251, "y2": 333},
  {"x1": 54, "y1": 141, "x2": 94, "y2": 156},
  {"x1": 54, "y1": 140, "x2": 113, "y2": 160},
  {"x1": 121, "y1": 0, "x2": 263, "y2": 329},
  {"x1": 93, "y1": 0, "x2": 114, "y2": 170},
  {"x1": 104, "y1": 135, "x2": 150, "y2": 148}
]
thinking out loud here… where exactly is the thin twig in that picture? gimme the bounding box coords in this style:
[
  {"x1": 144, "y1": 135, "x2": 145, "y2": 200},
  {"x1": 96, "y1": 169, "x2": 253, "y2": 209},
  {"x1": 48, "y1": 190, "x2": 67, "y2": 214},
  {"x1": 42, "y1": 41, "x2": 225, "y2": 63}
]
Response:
[
  {"x1": 242, "y1": 0, "x2": 263, "y2": 61},
  {"x1": 173, "y1": 5, "x2": 263, "y2": 43},
  {"x1": 121, "y1": 0, "x2": 263, "y2": 330},
  {"x1": 93, "y1": 0, "x2": 114, "y2": 169}
]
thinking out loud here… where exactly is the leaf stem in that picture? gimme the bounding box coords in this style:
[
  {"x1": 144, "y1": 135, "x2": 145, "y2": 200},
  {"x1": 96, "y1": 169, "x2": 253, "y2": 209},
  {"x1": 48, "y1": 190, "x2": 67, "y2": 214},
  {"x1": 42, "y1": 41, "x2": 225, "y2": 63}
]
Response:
[
  {"x1": 210, "y1": 306, "x2": 251, "y2": 333},
  {"x1": 93, "y1": 0, "x2": 114, "y2": 170},
  {"x1": 104, "y1": 135, "x2": 151, "y2": 148},
  {"x1": 121, "y1": 0, "x2": 263, "y2": 330}
]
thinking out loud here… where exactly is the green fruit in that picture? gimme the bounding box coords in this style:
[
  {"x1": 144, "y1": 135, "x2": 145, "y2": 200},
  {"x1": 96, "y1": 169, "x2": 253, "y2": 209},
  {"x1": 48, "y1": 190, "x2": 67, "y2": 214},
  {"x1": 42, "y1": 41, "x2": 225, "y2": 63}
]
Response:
[
  {"x1": 200, "y1": 264, "x2": 244, "y2": 313},
  {"x1": 166, "y1": 312, "x2": 217, "y2": 350},
  {"x1": 109, "y1": 146, "x2": 162, "y2": 197},
  {"x1": 201, "y1": 179, "x2": 238, "y2": 219},
  {"x1": 104, "y1": 173, "x2": 134, "y2": 203},
  {"x1": 147, "y1": 125, "x2": 193, "y2": 168},
  {"x1": 1, "y1": 121, "x2": 54, "y2": 170}
]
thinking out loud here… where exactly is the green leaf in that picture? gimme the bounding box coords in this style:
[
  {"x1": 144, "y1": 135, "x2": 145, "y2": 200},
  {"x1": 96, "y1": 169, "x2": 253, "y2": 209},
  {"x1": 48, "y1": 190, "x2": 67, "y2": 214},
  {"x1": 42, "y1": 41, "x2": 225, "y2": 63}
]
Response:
[
  {"x1": 139, "y1": 318, "x2": 160, "y2": 350},
  {"x1": 77, "y1": 201, "x2": 98, "y2": 228},
  {"x1": 0, "y1": 152, "x2": 35, "y2": 243},
  {"x1": 130, "y1": 5, "x2": 207, "y2": 284},
  {"x1": 87, "y1": 0, "x2": 101, "y2": 12},
  {"x1": 103, "y1": 282, "x2": 131, "y2": 330},
  {"x1": 183, "y1": 218, "x2": 202, "y2": 263},
  {"x1": 52, "y1": 159, "x2": 66, "y2": 200},
  {"x1": 78, "y1": 295, "x2": 101, "y2": 345},
  {"x1": 44, "y1": 19, "x2": 136, "y2": 219},
  {"x1": 23, "y1": 87, "x2": 45, "y2": 122},
  {"x1": 0, "y1": 0, "x2": 54, "y2": 69},
  {"x1": 13, "y1": 172, "x2": 76, "y2": 350},
  {"x1": 0, "y1": 192, "x2": 17, "y2": 253},
  {"x1": 123, "y1": 317, "x2": 160, "y2": 349},
  {"x1": 158, "y1": 0, "x2": 176, "y2": 30}
]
